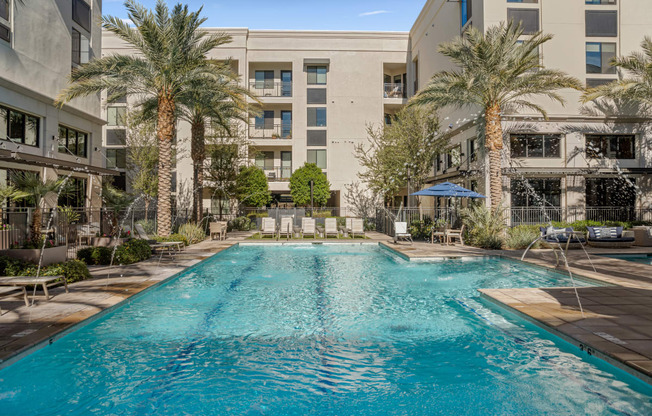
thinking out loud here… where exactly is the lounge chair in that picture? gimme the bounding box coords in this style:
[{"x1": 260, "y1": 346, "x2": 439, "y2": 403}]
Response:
[
  {"x1": 350, "y1": 218, "x2": 365, "y2": 238},
  {"x1": 324, "y1": 218, "x2": 340, "y2": 238},
  {"x1": 539, "y1": 226, "x2": 586, "y2": 249},
  {"x1": 0, "y1": 285, "x2": 28, "y2": 315},
  {"x1": 446, "y1": 224, "x2": 465, "y2": 245},
  {"x1": 631, "y1": 226, "x2": 652, "y2": 247},
  {"x1": 260, "y1": 217, "x2": 276, "y2": 238},
  {"x1": 134, "y1": 223, "x2": 184, "y2": 252},
  {"x1": 301, "y1": 217, "x2": 317, "y2": 239},
  {"x1": 210, "y1": 221, "x2": 227, "y2": 240},
  {"x1": 278, "y1": 216, "x2": 293, "y2": 240},
  {"x1": 0, "y1": 275, "x2": 68, "y2": 304},
  {"x1": 586, "y1": 226, "x2": 635, "y2": 248},
  {"x1": 394, "y1": 221, "x2": 413, "y2": 244}
]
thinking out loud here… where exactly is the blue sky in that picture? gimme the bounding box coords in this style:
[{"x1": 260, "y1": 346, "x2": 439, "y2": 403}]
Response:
[{"x1": 102, "y1": 0, "x2": 427, "y2": 31}]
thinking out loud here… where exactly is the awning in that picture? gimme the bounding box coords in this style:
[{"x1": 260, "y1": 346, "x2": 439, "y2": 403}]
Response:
[
  {"x1": 0, "y1": 149, "x2": 119, "y2": 176},
  {"x1": 303, "y1": 58, "x2": 330, "y2": 65}
]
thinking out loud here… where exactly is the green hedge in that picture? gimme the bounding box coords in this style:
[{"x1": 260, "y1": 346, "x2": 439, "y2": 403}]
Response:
[
  {"x1": 77, "y1": 239, "x2": 152, "y2": 265},
  {"x1": 0, "y1": 256, "x2": 91, "y2": 283}
]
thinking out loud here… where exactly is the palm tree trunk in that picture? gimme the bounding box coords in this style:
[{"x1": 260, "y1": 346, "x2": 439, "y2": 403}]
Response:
[
  {"x1": 156, "y1": 94, "x2": 175, "y2": 237},
  {"x1": 485, "y1": 103, "x2": 504, "y2": 208},
  {"x1": 31, "y1": 207, "x2": 42, "y2": 245},
  {"x1": 190, "y1": 118, "x2": 205, "y2": 223}
]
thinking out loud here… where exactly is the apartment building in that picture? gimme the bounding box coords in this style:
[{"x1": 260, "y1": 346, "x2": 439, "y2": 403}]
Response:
[
  {"x1": 102, "y1": 29, "x2": 408, "y2": 211},
  {"x1": 0, "y1": 0, "x2": 112, "y2": 208},
  {"x1": 410, "y1": 0, "x2": 652, "y2": 223}
]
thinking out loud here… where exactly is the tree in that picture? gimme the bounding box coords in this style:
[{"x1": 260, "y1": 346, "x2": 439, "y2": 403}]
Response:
[
  {"x1": 344, "y1": 181, "x2": 380, "y2": 220},
  {"x1": 124, "y1": 117, "x2": 158, "y2": 219},
  {"x1": 410, "y1": 22, "x2": 582, "y2": 208},
  {"x1": 235, "y1": 166, "x2": 271, "y2": 208},
  {"x1": 102, "y1": 181, "x2": 134, "y2": 236},
  {"x1": 583, "y1": 36, "x2": 652, "y2": 106},
  {"x1": 355, "y1": 106, "x2": 443, "y2": 206},
  {"x1": 11, "y1": 171, "x2": 66, "y2": 245},
  {"x1": 205, "y1": 140, "x2": 240, "y2": 219},
  {"x1": 55, "y1": 0, "x2": 230, "y2": 236},
  {"x1": 289, "y1": 163, "x2": 331, "y2": 207}
]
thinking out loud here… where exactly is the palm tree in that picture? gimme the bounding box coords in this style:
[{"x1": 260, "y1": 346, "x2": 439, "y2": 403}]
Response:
[
  {"x1": 10, "y1": 171, "x2": 66, "y2": 245},
  {"x1": 582, "y1": 36, "x2": 652, "y2": 106},
  {"x1": 55, "y1": 0, "x2": 230, "y2": 236},
  {"x1": 410, "y1": 22, "x2": 582, "y2": 207}
]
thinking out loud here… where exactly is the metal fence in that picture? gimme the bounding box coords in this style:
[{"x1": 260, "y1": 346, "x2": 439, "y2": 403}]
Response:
[{"x1": 508, "y1": 207, "x2": 652, "y2": 225}]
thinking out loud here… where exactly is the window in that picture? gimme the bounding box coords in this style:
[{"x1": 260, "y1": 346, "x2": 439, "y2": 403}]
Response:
[
  {"x1": 106, "y1": 129, "x2": 126, "y2": 145},
  {"x1": 447, "y1": 146, "x2": 461, "y2": 168},
  {"x1": 586, "y1": 134, "x2": 635, "y2": 159},
  {"x1": 507, "y1": 9, "x2": 539, "y2": 35},
  {"x1": 586, "y1": 0, "x2": 616, "y2": 4},
  {"x1": 255, "y1": 111, "x2": 274, "y2": 129},
  {"x1": 436, "y1": 154, "x2": 442, "y2": 172},
  {"x1": 0, "y1": 106, "x2": 39, "y2": 147},
  {"x1": 586, "y1": 177, "x2": 635, "y2": 208},
  {"x1": 0, "y1": 0, "x2": 8, "y2": 20},
  {"x1": 71, "y1": 28, "x2": 90, "y2": 67},
  {"x1": 58, "y1": 125, "x2": 88, "y2": 157},
  {"x1": 511, "y1": 178, "x2": 561, "y2": 207},
  {"x1": 510, "y1": 134, "x2": 560, "y2": 158},
  {"x1": 255, "y1": 151, "x2": 274, "y2": 170},
  {"x1": 307, "y1": 149, "x2": 327, "y2": 169},
  {"x1": 107, "y1": 107, "x2": 126, "y2": 126},
  {"x1": 72, "y1": 0, "x2": 91, "y2": 32},
  {"x1": 58, "y1": 177, "x2": 86, "y2": 207},
  {"x1": 384, "y1": 113, "x2": 393, "y2": 125},
  {"x1": 586, "y1": 43, "x2": 616, "y2": 74},
  {"x1": 106, "y1": 149, "x2": 126, "y2": 169},
  {"x1": 281, "y1": 110, "x2": 292, "y2": 138},
  {"x1": 307, "y1": 108, "x2": 326, "y2": 127},
  {"x1": 307, "y1": 130, "x2": 327, "y2": 146},
  {"x1": 586, "y1": 78, "x2": 615, "y2": 88},
  {"x1": 307, "y1": 66, "x2": 327, "y2": 85},
  {"x1": 254, "y1": 70, "x2": 274, "y2": 89},
  {"x1": 0, "y1": 0, "x2": 10, "y2": 43},
  {"x1": 281, "y1": 70, "x2": 292, "y2": 97},
  {"x1": 468, "y1": 138, "x2": 477, "y2": 162},
  {"x1": 307, "y1": 88, "x2": 327, "y2": 104},
  {"x1": 461, "y1": 0, "x2": 472, "y2": 27},
  {"x1": 586, "y1": 11, "x2": 617, "y2": 37}
]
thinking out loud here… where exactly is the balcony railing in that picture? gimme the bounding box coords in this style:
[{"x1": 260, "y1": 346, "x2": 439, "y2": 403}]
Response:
[
  {"x1": 258, "y1": 167, "x2": 292, "y2": 182},
  {"x1": 249, "y1": 124, "x2": 292, "y2": 140},
  {"x1": 384, "y1": 83, "x2": 406, "y2": 99},
  {"x1": 249, "y1": 81, "x2": 293, "y2": 97}
]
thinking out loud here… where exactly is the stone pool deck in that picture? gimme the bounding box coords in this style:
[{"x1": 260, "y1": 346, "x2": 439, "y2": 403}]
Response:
[{"x1": 1, "y1": 233, "x2": 652, "y2": 384}]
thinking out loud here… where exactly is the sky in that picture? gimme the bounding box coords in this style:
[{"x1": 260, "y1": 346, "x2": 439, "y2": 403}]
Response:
[{"x1": 102, "y1": 0, "x2": 427, "y2": 31}]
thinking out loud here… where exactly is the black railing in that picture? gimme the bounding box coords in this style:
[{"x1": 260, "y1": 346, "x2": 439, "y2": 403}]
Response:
[
  {"x1": 249, "y1": 81, "x2": 293, "y2": 97},
  {"x1": 384, "y1": 83, "x2": 406, "y2": 99},
  {"x1": 249, "y1": 124, "x2": 292, "y2": 140}
]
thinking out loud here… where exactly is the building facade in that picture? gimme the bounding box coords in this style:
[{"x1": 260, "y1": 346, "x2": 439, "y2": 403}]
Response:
[
  {"x1": 410, "y1": 0, "x2": 652, "y2": 224},
  {"x1": 0, "y1": 0, "x2": 112, "y2": 209}
]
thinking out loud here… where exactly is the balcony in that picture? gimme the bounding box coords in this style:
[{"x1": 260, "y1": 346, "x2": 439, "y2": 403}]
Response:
[
  {"x1": 249, "y1": 81, "x2": 293, "y2": 98},
  {"x1": 249, "y1": 124, "x2": 292, "y2": 140},
  {"x1": 384, "y1": 83, "x2": 406, "y2": 99},
  {"x1": 259, "y1": 167, "x2": 292, "y2": 182}
]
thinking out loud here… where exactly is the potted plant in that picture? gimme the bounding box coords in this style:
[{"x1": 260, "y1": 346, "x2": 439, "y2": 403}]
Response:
[{"x1": 1, "y1": 237, "x2": 67, "y2": 266}]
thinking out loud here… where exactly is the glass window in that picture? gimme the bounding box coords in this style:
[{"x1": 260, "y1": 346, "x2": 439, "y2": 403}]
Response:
[
  {"x1": 447, "y1": 146, "x2": 461, "y2": 168},
  {"x1": 510, "y1": 134, "x2": 561, "y2": 158},
  {"x1": 71, "y1": 28, "x2": 90, "y2": 67},
  {"x1": 1, "y1": 107, "x2": 39, "y2": 147},
  {"x1": 468, "y1": 138, "x2": 477, "y2": 162},
  {"x1": 307, "y1": 130, "x2": 327, "y2": 146},
  {"x1": 507, "y1": 9, "x2": 539, "y2": 35},
  {"x1": 255, "y1": 151, "x2": 274, "y2": 170},
  {"x1": 107, "y1": 106, "x2": 126, "y2": 126},
  {"x1": 254, "y1": 70, "x2": 274, "y2": 89},
  {"x1": 254, "y1": 110, "x2": 274, "y2": 130},
  {"x1": 586, "y1": 135, "x2": 635, "y2": 159},
  {"x1": 307, "y1": 88, "x2": 327, "y2": 104},
  {"x1": 586, "y1": 78, "x2": 615, "y2": 88},
  {"x1": 307, "y1": 108, "x2": 326, "y2": 127},
  {"x1": 307, "y1": 66, "x2": 327, "y2": 85},
  {"x1": 0, "y1": 23, "x2": 9, "y2": 43},
  {"x1": 72, "y1": 0, "x2": 91, "y2": 32},
  {"x1": 106, "y1": 129, "x2": 126, "y2": 146},
  {"x1": 58, "y1": 125, "x2": 88, "y2": 157},
  {"x1": 307, "y1": 150, "x2": 327, "y2": 170},
  {"x1": 0, "y1": 0, "x2": 8, "y2": 20},
  {"x1": 508, "y1": 0, "x2": 538, "y2": 2},
  {"x1": 58, "y1": 177, "x2": 86, "y2": 207},
  {"x1": 586, "y1": 0, "x2": 616, "y2": 4},
  {"x1": 586, "y1": 177, "x2": 635, "y2": 208},
  {"x1": 511, "y1": 178, "x2": 561, "y2": 207},
  {"x1": 106, "y1": 149, "x2": 126, "y2": 169},
  {"x1": 586, "y1": 11, "x2": 617, "y2": 37},
  {"x1": 586, "y1": 43, "x2": 616, "y2": 74},
  {"x1": 461, "y1": 0, "x2": 472, "y2": 26}
]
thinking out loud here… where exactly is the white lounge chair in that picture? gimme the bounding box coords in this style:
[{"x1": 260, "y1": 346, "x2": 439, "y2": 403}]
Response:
[
  {"x1": 260, "y1": 217, "x2": 276, "y2": 238},
  {"x1": 394, "y1": 222, "x2": 413, "y2": 244},
  {"x1": 301, "y1": 217, "x2": 317, "y2": 239},
  {"x1": 350, "y1": 218, "x2": 365, "y2": 238},
  {"x1": 324, "y1": 218, "x2": 340, "y2": 238},
  {"x1": 278, "y1": 216, "x2": 293, "y2": 240}
]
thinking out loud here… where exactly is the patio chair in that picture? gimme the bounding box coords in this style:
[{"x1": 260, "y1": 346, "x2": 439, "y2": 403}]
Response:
[
  {"x1": 431, "y1": 224, "x2": 447, "y2": 244},
  {"x1": 394, "y1": 221, "x2": 413, "y2": 244},
  {"x1": 324, "y1": 218, "x2": 340, "y2": 238},
  {"x1": 631, "y1": 226, "x2": 652, "y2": 247},
  {"x1": 350, "y1": 218, "x2": 365, "y2": 238},
  {"x1": 301, "y1": 217, "x2": 317, "y2": 239},
  {"x1": 210, "y1": 221, "x2": 227, "y2": 241},
  {"x1": 445, "y1": 225, "x2": 465, "y2": 246},
  {"x1": 260, "y1": 217, "x2": 277, "y2": 238},
  {"x1": 77, "y1": 222, "x2": 99, "y2": 246},
  {"x1": 278, "y1": 216, "x2": 293, "y2": 240},
  {"x1": 586, "y1": 226, "x2": 635, "y2": 248},
  {"x1": 539, "y1": 226, "x2": 586, "y2": 249}
]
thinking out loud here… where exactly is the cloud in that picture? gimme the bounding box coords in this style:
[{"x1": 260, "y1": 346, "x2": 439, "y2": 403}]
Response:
[
  {"x1": 359, "y1": 10, "x2": 391, "y2": 17},
  {"x1": 121, "y1": 18, "x2": 134, "y2": 26}
]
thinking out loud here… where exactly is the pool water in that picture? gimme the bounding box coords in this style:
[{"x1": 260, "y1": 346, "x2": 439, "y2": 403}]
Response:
[
  {"x1": 1, "y1": 244, "x2": 651, "y2": 415},
  {"x1": 599, "y1": 253, "x2": 652, "y2": 266}
]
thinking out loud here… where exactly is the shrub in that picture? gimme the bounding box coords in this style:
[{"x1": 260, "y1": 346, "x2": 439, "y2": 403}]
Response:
[
  {"x1": 506, "y1": 225, "x2": 542, "y2": 250},
  {"x1": 461, "y1": 204, "x2": 506, "y2": 249},
  {"x1": 409, "y1": 218, "x2": 434, "y2": 241},
  {"x1": 136, "y1": 219, "x2": 156, "y2": 235},
  {"x1": 228, "y1": 216, "x2": 252, "y2": 231},
  {"x1": 0, "y1": 255, "x2": 91, "y2": 283},
  {"x1": 178, "y1": 223, "x2": 205, "y2": 244},
  {"x1": 114, "y1": 239, "x2": 152, "y2": 264},
  {"x1": 156, "y1": 233, "x2": 189, "y2": 246},
  {"x1": 311, "y1": 210, "x2": 333, "y2": 218},
  {"x1": 76, "y1": 247, "x2": 113, "y2": 265}
]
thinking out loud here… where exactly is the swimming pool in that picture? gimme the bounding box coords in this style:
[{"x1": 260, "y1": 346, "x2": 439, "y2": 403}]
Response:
[
  {"x1": 1, "y1": 244, "x2": 651, "y2": 415},
  {"x1": 598, "y1": 253, "x2": 652, "y2": 266}
]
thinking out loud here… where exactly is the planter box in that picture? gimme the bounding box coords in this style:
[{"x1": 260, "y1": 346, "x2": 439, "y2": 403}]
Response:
[
  {"x1": 0, "y1": 245, "x2": 68, "y2": 266},
  {"x1": 91, "y1": 237, "x2": 125, "y2": 247}
]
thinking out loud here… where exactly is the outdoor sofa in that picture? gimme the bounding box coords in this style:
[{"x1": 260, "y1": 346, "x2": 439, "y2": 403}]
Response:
[
  {"x1": 586, "y1": 226, "x2": 635, "y2": 248},
  {"x1": 539, "y1": 226, "x2": 586, "y2": 249}
]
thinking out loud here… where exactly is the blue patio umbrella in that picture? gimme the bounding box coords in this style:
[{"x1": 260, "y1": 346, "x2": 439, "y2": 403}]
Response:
[{"x1": 411, "y1": 182, "x2": 486, "y2": 198}]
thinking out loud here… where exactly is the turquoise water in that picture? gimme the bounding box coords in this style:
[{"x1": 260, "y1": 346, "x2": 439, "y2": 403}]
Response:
[
  {"x1": 1, "y1": 244, "x2": 651, "y2": 415},
  {"x1": 599, "y1": 253, "x2": 652, "y2": 266}
]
